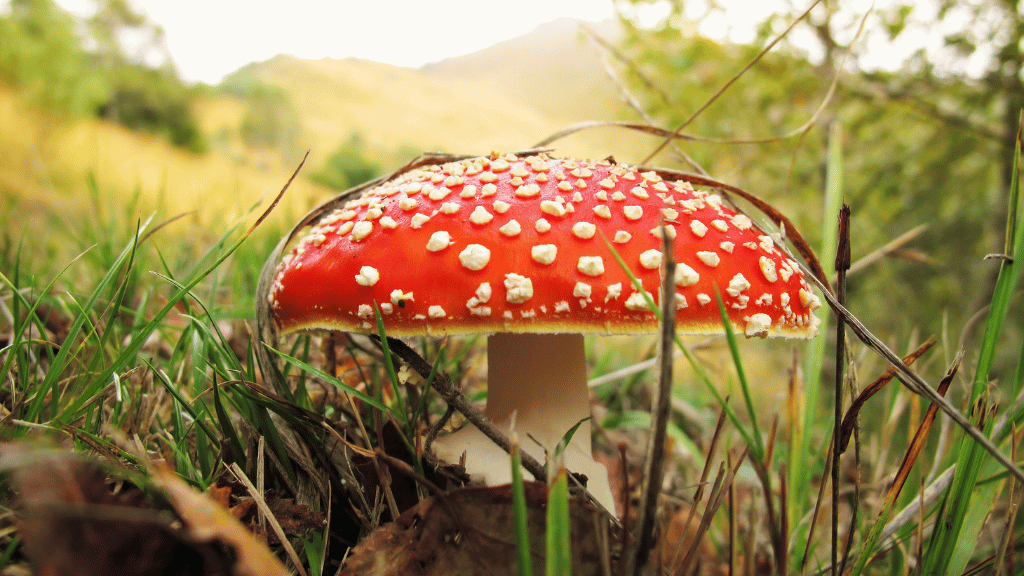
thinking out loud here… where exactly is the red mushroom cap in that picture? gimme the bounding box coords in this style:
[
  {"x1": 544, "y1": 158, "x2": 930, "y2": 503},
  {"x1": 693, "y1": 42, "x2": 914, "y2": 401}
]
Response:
[{"x1": 268, "y1": 152, "x2": 822, "y2": 338}]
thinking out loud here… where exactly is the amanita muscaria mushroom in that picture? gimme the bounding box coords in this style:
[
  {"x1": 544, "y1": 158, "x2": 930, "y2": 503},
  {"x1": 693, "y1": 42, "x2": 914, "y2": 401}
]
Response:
[{"x1": 266, "y1": 151, "x2": 821, "y2": 512}]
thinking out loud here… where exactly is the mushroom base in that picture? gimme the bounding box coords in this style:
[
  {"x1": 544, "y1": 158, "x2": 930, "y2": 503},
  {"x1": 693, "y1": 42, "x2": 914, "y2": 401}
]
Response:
[{"x1": 431, "y1": 333, "x2": 615, "y2": 513}]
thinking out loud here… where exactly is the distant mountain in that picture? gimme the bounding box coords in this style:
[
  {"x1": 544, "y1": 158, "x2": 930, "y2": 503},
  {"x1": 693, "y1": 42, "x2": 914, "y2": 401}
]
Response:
[
  {"x1": 421, "y1": 17, "x2": 624, "y2": 120},
  {"x1": 238, "y1": 55, "x2": 555, "y2": 159},
  {"x1": 231, "y1": 18, "x2": 648, "y2": 166}
]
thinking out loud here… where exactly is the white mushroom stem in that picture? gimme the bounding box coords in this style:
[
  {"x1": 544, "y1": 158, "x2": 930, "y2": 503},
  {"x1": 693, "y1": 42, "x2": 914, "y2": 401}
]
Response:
[{"x1": 431, "y1": 332, "x2": 615, "y2": 512}]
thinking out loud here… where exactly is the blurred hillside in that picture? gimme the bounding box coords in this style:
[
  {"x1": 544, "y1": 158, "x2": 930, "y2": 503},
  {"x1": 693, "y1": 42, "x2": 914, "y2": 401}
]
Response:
[
  {"x1": 422, "y1": 17, "x2": 622, "y2": 122},
  {"x1": 2, "y1": 10, "x2": 652, "y2": 239},
  {"x1": 215, "y1": 17, "x2": 650, "y2": 173}
]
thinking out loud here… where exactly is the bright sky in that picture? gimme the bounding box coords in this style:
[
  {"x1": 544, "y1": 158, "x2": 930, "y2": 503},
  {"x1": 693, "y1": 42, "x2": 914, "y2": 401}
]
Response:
[
  {"x1": 50, "y1": 0, "x2": 948, "y2": 85},
  {"x1": 58, "y1": 0, "x2": 621, "y2": 84}
]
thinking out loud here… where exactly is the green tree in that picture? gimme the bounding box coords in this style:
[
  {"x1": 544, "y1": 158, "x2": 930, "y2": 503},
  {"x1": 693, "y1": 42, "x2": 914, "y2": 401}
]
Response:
[
  {"x1": 84, "y1": 0, "x2": 207, "y2": 153},
  {"x1": 0, "y1": 0, "x2": 106, "y2": 117},
  {"x1": 309, "y1": 134, "x2": 382, "y2": 191},
  {"x1": 222, "y1": 68, "x2": 304, "y2": 161},
  {"x1": 96, "y1": 63, "x2": 207, "y2": 153}
]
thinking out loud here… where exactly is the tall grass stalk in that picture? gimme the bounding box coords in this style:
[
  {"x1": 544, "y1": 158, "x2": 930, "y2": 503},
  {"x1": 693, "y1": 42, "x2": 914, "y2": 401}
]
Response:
[{"x1": 790, "y1": 122, "x2": 844, "y2": 567}]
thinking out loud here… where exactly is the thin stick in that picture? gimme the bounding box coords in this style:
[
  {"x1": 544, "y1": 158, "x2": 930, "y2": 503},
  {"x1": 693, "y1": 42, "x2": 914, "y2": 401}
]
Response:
[
  {"x1": 832, "y1": 204, "x2": 851, "y2": 575},
  {"x1": 642, "y1": 0, "x2": 823, "y2": 164},
  {"x1": 628, "y1": 225, "x2": 677, "y2": 575},
  {"x1": 847, "y1": 224, "x2": 928, "y2": 276},
  {"x1": 229, "y1": 463, "x2": 309, "y2": 576}
]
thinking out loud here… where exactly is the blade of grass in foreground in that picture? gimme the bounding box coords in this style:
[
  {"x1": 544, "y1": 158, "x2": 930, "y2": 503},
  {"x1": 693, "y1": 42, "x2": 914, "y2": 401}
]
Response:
[
  {"x1": 268, "y1": 346, "x2": 387, "y2": 412},
  {"x1": 19, "y1": 217, "x2": 149, "y2": 422},
  {"x1": 922, "y1": 119, "x2": 1024, "y2": 575},
  {"x1": 713, "y1": 289, "x2": 765, "y2": 460},
  {"x1": 546, "y1": 465, "x2": 572, "y2": 576},
  {"x1": 53, "y1": 155, "x2": 306, "y2": 424},
  {"x1": 510, "y1": 434, "x2": 534, "y2": 576},
  {"x1": 600, "y1": 233, "x2": 758, "y2": 455}
]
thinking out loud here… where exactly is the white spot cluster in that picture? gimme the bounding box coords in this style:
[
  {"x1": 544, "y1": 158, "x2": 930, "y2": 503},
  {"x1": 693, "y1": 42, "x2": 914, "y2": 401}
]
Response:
[
  {"x1": 675, "y1": 264, "x2": 700, "y2": 287},
  {"x1": 727, "y1": 273, "x2": 751, "y2": 297},
  {"x1": 531, "y1": 244, "x2": 557, "y2": 265},
  {"x1": 572, "y1": 222, "x2": 596, "y2": 239},
  {"x1": 745, "y1": 313, "x2": 772, "y2": 337},
  {"x1": 639, "y1": 249, "x2": 663, "y2": 270},
  {"x1": 759, "y1": 256, "x2": 778, "y2": 282},
  {"x1": 270, "y1": 152, "x2": 821, "y2": 338},
  {"x1": 467, "y1": 283, "x2": 493, "y2": 317},
  {"x1": 504, "y1": 273, "x2": 534, "y2": 304},
  {"x1": 499, "y1": 220, "x2": 522, "y2": 237},
  {"x1": 625, "y1": 290, "x2": 650, "y2": 311},
  {"x1": 697, "y1": 251, "x2": 721, "y2": 267},
  {"x1": 470, "y1": 206, "x2": 493, "y2": 225}
]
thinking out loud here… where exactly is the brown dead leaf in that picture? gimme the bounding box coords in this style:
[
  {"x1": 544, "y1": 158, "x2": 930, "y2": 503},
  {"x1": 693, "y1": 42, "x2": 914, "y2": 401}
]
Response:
[
  {"x1": 211, "y1": 485, "x2": 325, "y2": 545},
  {"x1": 153, "y1": 467, "x2": 291, "y2": 576},
  {"x1": 338, "y1": 482, "x2": 620, "y2": 576},
  {"x1": 3, "y1": 443, "x2": 239, "y2": 576},
  {"x1": 207, "y1": 480, "x2": 234, "y2": 509}
]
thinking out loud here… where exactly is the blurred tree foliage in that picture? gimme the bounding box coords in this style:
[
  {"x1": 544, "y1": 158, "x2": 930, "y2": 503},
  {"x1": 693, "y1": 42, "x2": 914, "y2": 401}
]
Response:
[
  {"x1": 0, "y1": 0, "x2": 206, "y2": 152},
  {"x1": 221, "y1": 68, "x2": 304, "y2": 162},
  {"x1": 0, "y1": 0, "x2": 107, "y2": 117},
  {"x1": 96, "y1": 63, "x2": 207, "y2": 153},
  {"x1": 308, "y1": 133, "x2": 383, "y2": 191},
  {"x1": 612, "y1": 0, "x2": 1022, "y2": 345}
]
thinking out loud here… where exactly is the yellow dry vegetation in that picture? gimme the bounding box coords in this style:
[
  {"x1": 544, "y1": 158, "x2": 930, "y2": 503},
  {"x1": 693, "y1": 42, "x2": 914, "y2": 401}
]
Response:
[
  {"x1": 2, "y1": 46, "x2": 646, "y2": 233},
  {"x1": 0, "y1": 83, "x2": 329, "y2": 233},
  {"x1": 256, "y1": 57, "x2": 558, "y2": 157}
]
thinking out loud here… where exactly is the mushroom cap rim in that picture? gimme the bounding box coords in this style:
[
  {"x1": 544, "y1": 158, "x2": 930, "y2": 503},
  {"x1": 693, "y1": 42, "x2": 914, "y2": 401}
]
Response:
[{"x1": 276, "y1": 315, "x2": 820, "y2": 340}]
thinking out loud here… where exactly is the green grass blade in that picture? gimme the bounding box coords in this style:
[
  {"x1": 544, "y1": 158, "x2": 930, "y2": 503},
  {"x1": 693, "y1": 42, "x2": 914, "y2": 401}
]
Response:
[
  {"x1": 511, "y1": 436, "x2": 535, "y2": 576},
  {"x1": 546, "y1": 467, "x2": 572, "y2": 576},
  {"x1": 412, "y1": 345, "x2": 446, "y2": 424},
  {"x1": 0, "y1": 248, "x2": 90, "y2": 394},
  {"x1": 601, "y1": 232, "x2": 760, "y2": 454},
  {"x1": 213, "y1": 376, "x2": 247, "y2": 469},
  {"x1": 374, "y1": 302, "x2": 407, "y2": 428},
  {"x1": 0, "y1": 536, "x2": 19, "y2": 571},
  {"x1": 301, "y1": 530, "x2": 326, "y2": 576},
  {"x1": 558, "y1": 417, "x2": 591, "y2": 455},
  {"x1": 149, "y1": 360, "x2": 220, "y2": 446},
  {"x1": 714, "y1": 289, "x2": 765, "y2": 459},
  {"x1": 55, "y1": 219, "x2": 248, "y2": 422},
  {"x1": 267, "y1": 346, "x2": 387, "y2": 411}
]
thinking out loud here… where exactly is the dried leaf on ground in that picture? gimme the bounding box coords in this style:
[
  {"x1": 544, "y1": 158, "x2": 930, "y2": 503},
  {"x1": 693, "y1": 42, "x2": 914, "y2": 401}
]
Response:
[
  {"x1": 154, "y1": 466, "x2": 291, "y2": 576},
  {"x1": 338, "y1": 482, "x2": 620, "y2": 576},
  {"x1": 2, "y1": 444, "x2": 240, "y2": 576},
  {"x1": 208, "y1": 474, "x2": 326, "y2": 545}
]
